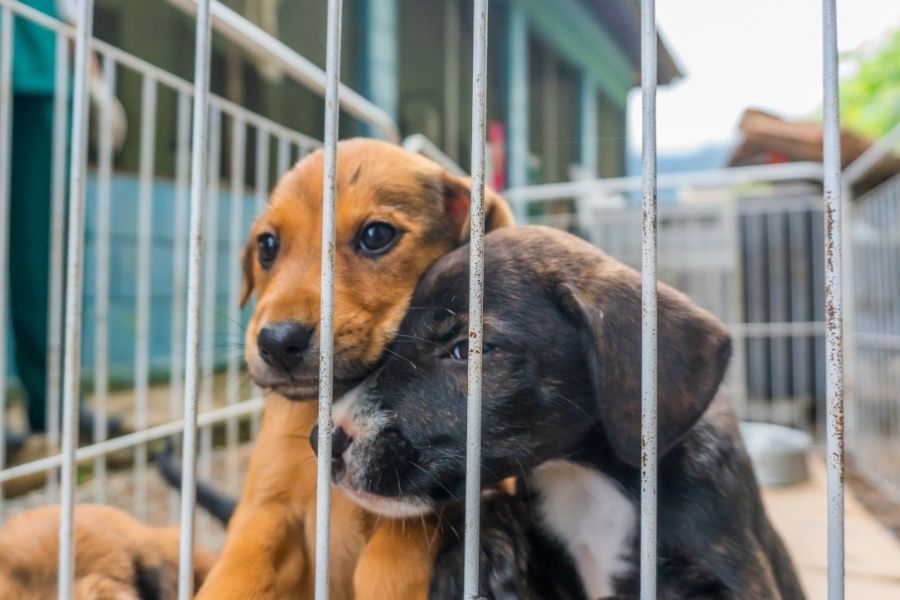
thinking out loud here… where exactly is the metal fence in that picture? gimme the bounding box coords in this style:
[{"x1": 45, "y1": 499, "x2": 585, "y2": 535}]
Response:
[
  {"x1": 0, "y1": 0, "x2": 882, "y2": 598},
  {"x1": 849, "y1": 172, "x2": 900, "y2": 504},
  {"x1": 509, "y1": 170, "x2": 830, "y2": 429},
  {"x1": 0, "y1": 0, "x2": 328, "y2": 546}
]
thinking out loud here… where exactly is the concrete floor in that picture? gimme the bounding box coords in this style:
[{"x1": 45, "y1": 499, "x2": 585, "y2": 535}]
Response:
[{"x1": 763, "y1": 459, "x2": 900, "y2": 598}]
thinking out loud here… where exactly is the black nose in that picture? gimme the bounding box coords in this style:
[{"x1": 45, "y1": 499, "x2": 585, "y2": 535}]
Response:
[
  {"x1": 257, "y1": 321, "x2": 313, "y2": 371},
  {"x1": 310, "y1": 425, "x2": 353, "y2": 473},
  {"x1": 332, "y1": 426, "x2": 352, "y2": 457}
]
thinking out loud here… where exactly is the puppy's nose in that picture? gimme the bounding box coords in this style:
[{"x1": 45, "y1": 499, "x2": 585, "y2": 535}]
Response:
[
  {"x1": 332, "y1": 426, "x2": 353, "y2": 457},
  {"x1": 257, "y1": 321, "x2": 313, "y2": 371},
  {"x1": 310, "y1": 425, "x2": 353, "y2": 473}
]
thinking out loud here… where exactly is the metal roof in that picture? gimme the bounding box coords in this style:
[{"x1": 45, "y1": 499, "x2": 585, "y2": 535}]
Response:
[{"x1": 586, "y1": 0, "x2": 684, "y2": 85}]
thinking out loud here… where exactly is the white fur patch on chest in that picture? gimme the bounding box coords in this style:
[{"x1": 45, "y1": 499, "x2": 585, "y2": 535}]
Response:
[{"x1": 532, "y1": 460, "x2": 636, "y2": 599}]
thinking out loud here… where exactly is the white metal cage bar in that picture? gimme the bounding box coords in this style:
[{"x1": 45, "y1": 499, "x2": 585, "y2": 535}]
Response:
[
  {"x1": 639, "y1": 0, "x2": 659, "y2": 597},
  {"x1": 822, "y1": 0, "x2": 845, "y2": 598},
  {"x1": 0, "y1": 398, "x2": 264, "y2": 485},
  {"x1": 314, "y1": 0, "x2": 344, "y2": 597},
  {"x1": 0, "y1": 1, "x2": 860, "y2": 598},
  {"x1": 170, "y1": 90, "x2": 192, "y2": 427},
  {"x1": 200, "y1": 106, "x2": 222, "y2": 500},
  {"x1": 402, "y1": 133, "x2": 466, "y2": 176},
  {"x1": 463, "y1": 0, "x2": 490, "y2": 597},
  {"x1": 177, "y1": 0, "x2": 213, "y2": 597},
  {"x1": 91, "y1": 53, "x2": 116, "y2": 505},
  {"x1": 168, "y1": 90, "x2": 193, "y2": 519},
  {"x1": 255, "y1": 128, "x2": 270, "y2": 214},
  {"x1": 57, "y1": 0, "x2": 96, "y2": 595},
  {"x1": 46, "y1": 33, "x2": 71, "y2": 503},
  {"x1": 277, "y1": 135, "x2": 290, "y2": 177},
  {"x1": 134, "y1": 75, "x2": 158, "y2": 521},
  {"x1": 227, "y1": 116, "x2": 247, "y2": 490},
  {"x1": 250, "y1": 127, "x2": 270, "y2": 437}
]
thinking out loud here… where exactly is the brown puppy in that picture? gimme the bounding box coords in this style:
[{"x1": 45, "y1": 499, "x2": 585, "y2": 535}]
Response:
[
  {"x1": 197, "y1": 139, "x2": 513, "y2": 599},
  {"x1": 0, "y1": 504, "x2": 214, "y2": 600}
]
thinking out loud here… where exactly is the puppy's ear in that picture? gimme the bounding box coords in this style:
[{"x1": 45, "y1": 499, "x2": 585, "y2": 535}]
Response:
[
  {"x1": 239, "y1": 236, "x2": 255, "y2": 308},
  {"x1": 442, "y1": 172, "x2": 515, "y2": 243},
  {"x1": 556, "y1": 272, "x2": 732, "y2": 466}
]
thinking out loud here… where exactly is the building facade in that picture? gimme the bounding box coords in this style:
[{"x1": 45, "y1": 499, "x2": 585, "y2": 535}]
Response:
[{"x1": 95, "y1": 0, "x2": 680, "y2": 187}]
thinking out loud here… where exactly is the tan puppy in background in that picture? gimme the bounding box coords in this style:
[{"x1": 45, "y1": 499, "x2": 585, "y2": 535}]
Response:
[
  {"x1": 197, "y1": 139, "x2": 514, "y2": 599},
  {"x1": 0, "y1": 504, "x2": 214, "y2": 600}
]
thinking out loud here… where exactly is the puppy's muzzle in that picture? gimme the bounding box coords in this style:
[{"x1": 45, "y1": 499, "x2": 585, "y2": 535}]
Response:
[{"x1": 257, "y1": 321, "x2": 314, "y2": 372}]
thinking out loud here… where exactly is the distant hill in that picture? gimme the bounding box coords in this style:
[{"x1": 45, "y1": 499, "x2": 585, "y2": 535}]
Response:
[{"x1": 627, "y1": 142, "x2": 732, "y2": 177}]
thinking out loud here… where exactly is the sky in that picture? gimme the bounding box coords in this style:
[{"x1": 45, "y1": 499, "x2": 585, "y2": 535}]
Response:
[{"x1": 627, "y1": 0, "x2": 900, "y2": 155}]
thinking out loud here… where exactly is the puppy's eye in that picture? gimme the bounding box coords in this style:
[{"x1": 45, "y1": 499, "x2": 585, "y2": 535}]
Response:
[
  {"x1": 449, "y1": 340, "x2": 494, "y2": 361},
  {"x1": 257, "y1": 233, "x2": 279, "y2": 269},
  {"x1": 358, "y1": 222, "x2": 399, "y2": 255},
  {"x1": 450, "y1": 340, "x2": 468, "y2": 360}
]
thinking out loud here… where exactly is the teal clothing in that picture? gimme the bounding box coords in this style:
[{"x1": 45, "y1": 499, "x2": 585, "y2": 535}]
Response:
[
  {"x1": 12, "y1": 0, "x2": 58, "y2": 95},
  {"x1": 10, "y1": 95, "x2": 54, "y2": 430},
  {"x1": 6, "y1": 0, "x2": 61, "y2": 430}
]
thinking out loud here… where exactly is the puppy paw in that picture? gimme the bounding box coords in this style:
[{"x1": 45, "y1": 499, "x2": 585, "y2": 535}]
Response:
[
  {"x1": 74, "y1": 574, "x2": 140, "y2": 600},
  {"x1": 429, "y1": 491, "x2": 531, "y2": 600}
]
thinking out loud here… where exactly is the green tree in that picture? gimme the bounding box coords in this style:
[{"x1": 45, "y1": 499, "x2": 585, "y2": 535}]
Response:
[{"x1": 840, "y1": 29, "x2": 900, "y2": 139}]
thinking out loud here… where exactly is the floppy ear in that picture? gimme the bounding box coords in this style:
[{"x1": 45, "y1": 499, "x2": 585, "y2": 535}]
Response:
[
  {"x1": 238, "y1": 236, "x2": 255, "y2": 308},
  {"x1": 556, "y1": 271, "x2": 732, "y2": 466},
  {"x1": 442, "y1": 172, "x2": 515, "y2": 243}
]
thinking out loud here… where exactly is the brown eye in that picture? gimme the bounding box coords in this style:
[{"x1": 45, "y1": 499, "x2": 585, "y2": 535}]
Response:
[
  {"x1": 357, "y1": 222, "x2": 399, "y2": 255},
  {"x1": 257, "y1": 233, "x2": 279, "y2": 269}
]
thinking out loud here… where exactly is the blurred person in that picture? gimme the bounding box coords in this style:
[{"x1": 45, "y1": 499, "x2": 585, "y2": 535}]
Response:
[{"x1": 5, "y1": 0, "x2": 125, "y2": 459}]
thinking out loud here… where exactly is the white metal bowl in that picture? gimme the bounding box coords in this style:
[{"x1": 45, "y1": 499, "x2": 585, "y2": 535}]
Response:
[{"x1": 738, "y1": 422, "x2": 812, "y2": 487}]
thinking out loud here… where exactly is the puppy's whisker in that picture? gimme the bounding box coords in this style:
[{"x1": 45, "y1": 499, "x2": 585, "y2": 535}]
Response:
[
  {"x1": 212, "y1": 330, "x2": 247, "y2": 339},
  {"x1": 446, "y1": 521, "x2": 461, "y2": 542},
  {"x1": 209, "y1": 348, "x2": 247, "y2": 361},
  {"x1": 233, "y1": 373, "x2": 261, "y2": 397},
  {"x1": 407, "y1": 460, "x2": 459, "y2": 503},
  {"x1": 480, "y1": 462, "x2": 500, "y2": 481},
  {"x1": 404, "y1": 306, "x2": 456, "y2": 316},
  {"x1": 543, "y1": 393, "x2": 604, "y2": 434},
  {"x1": 394, "y1": 466, "x2": 403, "y2": 498},
  {"x1": 209, "y1": 339, "x2": 246, "y2": 349},
  {"x1": 214, "y1": 311, "x2": 249, "y2": 330},
  {"x1": 392, "y1": 334, "x2": 443, "y2": 349},
  {"x1": 418, "y1": 513, "x2": 433, "y2": 550},
  {"x1": 224, "y1": 371, "x2": 251, "y2": 391},
  {"x1": 513, "y1": 458, "x2": 532, "y2": 510},
  {"x1": 210, "y1": 339, "x2": 246, "y2": 348},
  {"x1": 382, "y1": 347, "x2": 418, "y2": 371}
]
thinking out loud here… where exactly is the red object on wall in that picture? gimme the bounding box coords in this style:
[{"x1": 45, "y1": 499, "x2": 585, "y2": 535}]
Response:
[
  {"x1": 764, "y1": 151, "x2": 790, "y2": 164},
  {"x1": 488, "y1": 121, "x2": 506, "y2": 190}
]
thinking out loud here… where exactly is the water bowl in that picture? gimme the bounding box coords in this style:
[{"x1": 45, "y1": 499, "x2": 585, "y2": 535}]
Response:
[{"x1": 738, "y1": 421, "x2": 812, "y2": 487}]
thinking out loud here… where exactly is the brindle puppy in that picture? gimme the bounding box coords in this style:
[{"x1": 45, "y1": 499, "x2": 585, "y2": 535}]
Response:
[{"x1": 318, "y1": 226, "x2": 805, "y2": 600}]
